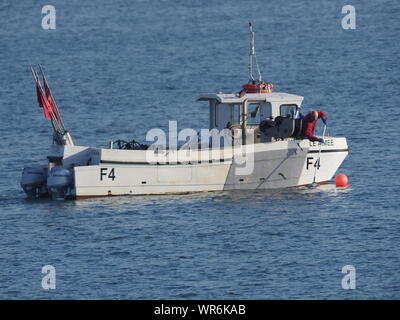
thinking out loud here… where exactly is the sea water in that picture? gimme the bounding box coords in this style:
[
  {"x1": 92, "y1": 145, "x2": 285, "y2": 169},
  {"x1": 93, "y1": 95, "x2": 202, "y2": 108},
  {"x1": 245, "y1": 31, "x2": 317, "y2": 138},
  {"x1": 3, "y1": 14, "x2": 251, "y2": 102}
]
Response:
[{"x1": 0, "y1": 0, "x2": 399, "y2": 299}]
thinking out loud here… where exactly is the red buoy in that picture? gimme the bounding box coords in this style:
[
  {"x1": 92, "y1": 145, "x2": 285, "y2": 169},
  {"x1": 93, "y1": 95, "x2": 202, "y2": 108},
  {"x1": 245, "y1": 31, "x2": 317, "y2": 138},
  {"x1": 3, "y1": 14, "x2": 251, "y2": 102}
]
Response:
[{"x1": 335, "y1": 174, "x2": 349, "y2": 187}]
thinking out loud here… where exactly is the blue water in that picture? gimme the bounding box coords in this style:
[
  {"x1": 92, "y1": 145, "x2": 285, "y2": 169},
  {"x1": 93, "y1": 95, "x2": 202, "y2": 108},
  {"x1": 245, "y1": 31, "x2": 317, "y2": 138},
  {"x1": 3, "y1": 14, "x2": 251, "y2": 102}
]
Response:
[{"x1": 0, "y1": 0, "x2": 399, "y2": 299}]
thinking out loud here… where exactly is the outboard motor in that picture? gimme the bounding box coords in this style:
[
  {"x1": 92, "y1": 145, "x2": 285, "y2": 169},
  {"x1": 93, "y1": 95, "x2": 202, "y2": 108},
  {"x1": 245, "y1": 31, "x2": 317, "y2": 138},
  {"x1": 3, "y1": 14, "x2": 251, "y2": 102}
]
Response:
[
  {"x1": 21, "y1": 166, "x2": 48, "y2": 198},
  {"x1": 47, "y1": 167, "x2": 72, "y2": 200}
]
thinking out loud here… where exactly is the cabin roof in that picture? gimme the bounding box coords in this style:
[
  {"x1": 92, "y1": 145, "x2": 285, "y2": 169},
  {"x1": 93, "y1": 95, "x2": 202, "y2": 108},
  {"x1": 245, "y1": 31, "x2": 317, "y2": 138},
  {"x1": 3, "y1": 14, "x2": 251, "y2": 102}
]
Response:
[{"x1": 198, "y1": 92, "x2": 304, "y2": 103}]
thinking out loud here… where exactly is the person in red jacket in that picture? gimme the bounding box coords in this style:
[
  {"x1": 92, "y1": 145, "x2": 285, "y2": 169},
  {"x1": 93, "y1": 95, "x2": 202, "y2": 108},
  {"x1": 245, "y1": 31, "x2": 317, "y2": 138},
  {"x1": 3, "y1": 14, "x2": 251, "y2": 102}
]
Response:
[{"x1": 301, "y1": 111, "x2": 327, "y2": 143}]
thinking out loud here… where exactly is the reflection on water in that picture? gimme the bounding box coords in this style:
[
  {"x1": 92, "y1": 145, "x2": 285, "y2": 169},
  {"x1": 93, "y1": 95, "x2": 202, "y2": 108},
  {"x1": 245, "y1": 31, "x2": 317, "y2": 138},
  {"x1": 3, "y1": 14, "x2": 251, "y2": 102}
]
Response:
[{"x1": 62, "y1": 183, "x2": 350, "y2": 211}]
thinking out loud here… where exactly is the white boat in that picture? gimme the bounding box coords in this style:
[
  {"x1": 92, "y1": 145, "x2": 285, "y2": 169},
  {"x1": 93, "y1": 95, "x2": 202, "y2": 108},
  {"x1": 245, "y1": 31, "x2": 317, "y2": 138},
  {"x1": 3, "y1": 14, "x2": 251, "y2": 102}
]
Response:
[{"x1": 21, "y1": 24, "x2": 348, "y2": 200}]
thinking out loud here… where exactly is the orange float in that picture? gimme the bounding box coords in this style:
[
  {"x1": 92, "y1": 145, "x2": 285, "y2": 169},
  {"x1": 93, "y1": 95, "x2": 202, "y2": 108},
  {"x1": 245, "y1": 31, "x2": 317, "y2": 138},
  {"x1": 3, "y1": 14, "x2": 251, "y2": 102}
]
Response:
[{"x1": 335, "y1": 174, "x2": 349, "y2": 187}]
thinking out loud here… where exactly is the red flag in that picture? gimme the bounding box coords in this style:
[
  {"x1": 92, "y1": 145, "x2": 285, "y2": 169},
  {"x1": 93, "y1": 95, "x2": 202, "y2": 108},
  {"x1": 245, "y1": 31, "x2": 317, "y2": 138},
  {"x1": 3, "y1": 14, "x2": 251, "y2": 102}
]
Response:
[
  {"x1": 35, "y1": 77, "x2": 52, "y2": 120},
  {"x1": 42, "y1": 73, "x2": 60, "y2": 120}
]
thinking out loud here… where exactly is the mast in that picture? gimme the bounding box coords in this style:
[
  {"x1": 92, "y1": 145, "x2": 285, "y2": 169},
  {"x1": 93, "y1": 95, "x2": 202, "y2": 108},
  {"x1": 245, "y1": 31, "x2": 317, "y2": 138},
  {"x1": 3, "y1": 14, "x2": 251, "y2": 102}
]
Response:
[
  {"x1": 248, "y1": 22, "x2": 262, "y2": 83},
  {"x1": 240, "y1": 23, "x2": 273, "y2": 95}
]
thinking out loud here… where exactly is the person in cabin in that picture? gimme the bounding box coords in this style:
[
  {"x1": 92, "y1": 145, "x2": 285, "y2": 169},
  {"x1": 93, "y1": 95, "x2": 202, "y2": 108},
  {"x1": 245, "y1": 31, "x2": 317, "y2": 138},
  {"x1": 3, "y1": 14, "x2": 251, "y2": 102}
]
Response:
[{"x1": 301, "y1": 111, "x2": 327, "y2": 143}]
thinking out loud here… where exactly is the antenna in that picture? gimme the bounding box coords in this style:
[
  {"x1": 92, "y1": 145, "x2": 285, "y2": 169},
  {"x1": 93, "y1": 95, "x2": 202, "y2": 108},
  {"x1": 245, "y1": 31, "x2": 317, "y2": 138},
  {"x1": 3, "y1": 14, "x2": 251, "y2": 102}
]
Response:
[
  {"x1": 240, "y1": 23, "x2": 273, "y2": 95},
  {"x1": 248, "y1": 22, "x2": 262, "y2": 83}
]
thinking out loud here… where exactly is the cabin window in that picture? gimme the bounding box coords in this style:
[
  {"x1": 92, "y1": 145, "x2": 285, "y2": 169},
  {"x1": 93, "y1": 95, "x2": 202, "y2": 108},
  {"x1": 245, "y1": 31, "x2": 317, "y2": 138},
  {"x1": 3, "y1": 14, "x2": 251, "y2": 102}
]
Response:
[
  {"x1": 260, "y1": 102, "x2": 272, "y2": 120},
  {"x1": 280, "y1": 104, "x2": 299, "y2": 118},
  {"x1": 248, "y1": 103, "x2": 261, "y2": 125},
  {"x1": 226, "y1": 104, "x2": 241, "y2": 127},
  {"x1": 232, "y1": 104, "x2": 241, "y2": 125},
  {"x1": 216, "y1": 103, "x2": 231, "y2": 129}
]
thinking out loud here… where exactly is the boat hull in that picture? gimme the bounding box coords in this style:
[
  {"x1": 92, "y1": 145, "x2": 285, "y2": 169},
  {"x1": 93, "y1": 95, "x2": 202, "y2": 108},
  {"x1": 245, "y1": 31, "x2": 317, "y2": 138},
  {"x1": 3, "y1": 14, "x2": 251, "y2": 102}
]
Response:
[
  {"x1": 21, "y1": 138, "x2": 348, "y2": 200},
  {"x1": 75, "y1": 138, "x2": 348, "y2": 199}
]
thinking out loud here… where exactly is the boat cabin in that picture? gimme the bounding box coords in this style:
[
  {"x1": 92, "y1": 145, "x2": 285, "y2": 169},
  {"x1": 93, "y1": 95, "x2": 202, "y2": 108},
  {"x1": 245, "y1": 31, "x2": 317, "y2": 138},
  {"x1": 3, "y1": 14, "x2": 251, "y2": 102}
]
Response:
[{"x1": 198, "y1": 91, "x2": 304, "y2": 145}]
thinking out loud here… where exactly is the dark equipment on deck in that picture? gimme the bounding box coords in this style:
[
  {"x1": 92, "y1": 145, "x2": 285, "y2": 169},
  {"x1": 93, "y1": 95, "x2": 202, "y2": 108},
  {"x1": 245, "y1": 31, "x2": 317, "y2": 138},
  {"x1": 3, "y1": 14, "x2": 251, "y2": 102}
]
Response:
[
  {"x1": 112, "y1": 139, "x2": 149, "y2": 150},
  {"x1": 259, "y1": 116, "x2": 303, "y2": 139}
]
